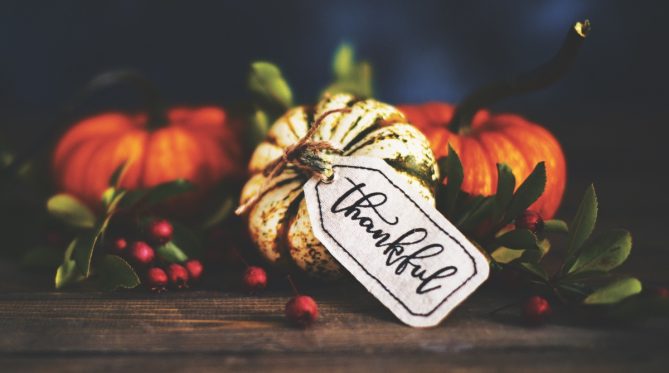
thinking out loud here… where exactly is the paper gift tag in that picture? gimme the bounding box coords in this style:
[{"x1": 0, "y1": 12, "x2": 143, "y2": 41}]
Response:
[{"x1": 304, "y1": 156, "x2": 489, "y2": 328}]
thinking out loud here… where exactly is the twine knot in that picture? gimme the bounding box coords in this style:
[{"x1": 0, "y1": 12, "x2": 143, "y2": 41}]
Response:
[{"x1": 235, "y1": 108, "x2": 350, "y2": 215}]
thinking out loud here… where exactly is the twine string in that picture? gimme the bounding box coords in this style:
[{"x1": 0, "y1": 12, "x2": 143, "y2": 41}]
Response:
[{"x1": 235, "y1": 108, "x2": 351, "y2": 216}]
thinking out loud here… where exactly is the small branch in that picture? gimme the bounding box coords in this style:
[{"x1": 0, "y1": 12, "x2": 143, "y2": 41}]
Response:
[{"x1": 449, "y1": 19, "x2": 591, "y2": 133}]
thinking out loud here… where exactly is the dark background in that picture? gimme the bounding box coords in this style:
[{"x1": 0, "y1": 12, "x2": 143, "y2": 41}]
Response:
[{"x1": 0, "y1": 0, "x2": 667, "y2": 236}]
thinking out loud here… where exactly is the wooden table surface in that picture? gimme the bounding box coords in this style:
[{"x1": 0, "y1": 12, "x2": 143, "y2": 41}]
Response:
[{"x1": 1, "y1": 115, "x2": 667, "y2": 372}]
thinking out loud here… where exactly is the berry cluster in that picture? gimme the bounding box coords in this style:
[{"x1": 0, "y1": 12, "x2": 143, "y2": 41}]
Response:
[{"x1": 109, "y1": 219, "x2": 203, "y2": 292}]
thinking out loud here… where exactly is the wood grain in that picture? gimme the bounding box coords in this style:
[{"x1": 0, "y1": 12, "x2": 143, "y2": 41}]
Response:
[{"x1": 0, "y1": 286, "x2": 667, "y2": 372}]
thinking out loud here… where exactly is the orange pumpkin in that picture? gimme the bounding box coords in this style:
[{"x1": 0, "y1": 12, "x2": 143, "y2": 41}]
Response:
[
  {"x1": 397, "y1": 103, "x2": 565, "y2": 219},
  {"x1": 52, "y1": 106, "x2": 243, "y2": 211}
]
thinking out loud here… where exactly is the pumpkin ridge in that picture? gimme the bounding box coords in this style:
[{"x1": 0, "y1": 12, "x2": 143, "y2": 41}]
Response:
[
  {"x1": 339, "y1": 115, "x2": 363, "y2": 145},
  {"x1": 87, "y1": 135, "x2": 128, "y2": 200},
  {"x1": 286, "y1": 115, "x2": 302, "y2": 141},
  {"x1": 383, "y1": 155, "x2": 437, "y2": 192},
  {"x1": 341, "y1": 122, "x2": 381, "y2": 153},
  {"x1": 280, "y1": 191, "x2": 307, "y2": 271},
  {"x1": 61, "y1": 139, "x2": 107, "y2": 206},
  {"x1": 113, "y1": 131, "x2": 147, "y2": 189},
  {"x1": 494, "y1": 127, "x2": 533, "y2": 179},
  {"x1": 193, "y1": 133, "x2": 222, "y2": 184},
  {"x1": 471, "y1": 133, "x2": 499, "y2": 194},
  {"x1": 344, "y1": 130, "x2": 404, "y2": 155},
  {"x1": 303, "y1": 105, "x2": 315, "y2": 130},
  {"x1": 249, "y1": 175, "x2": 305, "y2": 206},
  {"x1": 136, "y1": 128, "x2": 152, "y2": 188}
]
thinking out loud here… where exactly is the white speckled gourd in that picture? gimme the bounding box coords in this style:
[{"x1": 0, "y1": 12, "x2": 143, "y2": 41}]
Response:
[{"x1": 239, "y1": 93, "x2": 440, "y2": 279}]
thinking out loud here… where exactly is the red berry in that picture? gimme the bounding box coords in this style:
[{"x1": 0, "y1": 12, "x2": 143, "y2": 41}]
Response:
[
  {"x1": 111, "y1": 237, "x2": 128, "y2": 253},
  {"x1": 522, "y1": 296, "x2": 552, "y2": 325},
  {"x1": 145, "y1": 267, "x2": 168, "y2": 292},
  {"x1": 148, "y1": 219, "x2": 173, "y2": 244},
  {"x1": 654, "y1": 287, "x2": 669, "y2": 298},
  {"x1": 515, "y1": 210, "x2": 544, "y2": 233},
  {"x1": 130, "y1": 241, "x2": 155, "y2": 265},
  {"x1": 285, "y1": 295, "x2": 319, "y2": 327},
  {"x1": 184, "y1": 259, "x2": 204, "y2": 282},
  {"x1": 243, "y1": 266, "x2": 267, "y2": 293},
  {"x1": 167, "y1": 263, "x2": 189, "y2": 289}
]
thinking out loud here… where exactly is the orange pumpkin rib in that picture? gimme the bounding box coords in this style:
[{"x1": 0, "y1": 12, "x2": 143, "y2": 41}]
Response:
[
  {"x1": 518, "y1": 121, "x2": 566, "y2": 217},
  {"x1": 187, "y1": 135, "x2": 219, "y2": 187},
  {"x1": 470, "y1": 132, "x2": 501, "y2": 194},
  {"x1": 83, "y1": 136, "x2": 127, "y2": 204},
  {"x1": 53, "y1": 114, "x2": 135, "y2": 162},
  {"x1": 142, "y1": 127, "x2": 204, "y2": 187},
  {"x1": 494, "y1": 119, "x2": 563, "y2": 217},
  {"x1": 141, "y1": 128, "x2": 177, "y2": 187},
  {"x1": 459, "y1": 136, "x2": 495, "y2": 195},
  {"x1": 476, "y1": 126, "x2": 531, "y2": 185},
  {"x1": 194, "y1": 134, "x2": 228, "y2": 182},
  {"x1": 59, "y1": 138, "x2": 109, "y2": 205},
  {"x1": 106, "y1": 131, "x2": 147, "y2": 190}
]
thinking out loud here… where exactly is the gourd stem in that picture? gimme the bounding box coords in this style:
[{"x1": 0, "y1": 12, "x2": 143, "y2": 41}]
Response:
[
  {"x1": 449, "y1": 20, "x2": 590, "y2": 133},
  {"x1": 74, "y1": 69, "x2": 168, "y2": 128}
]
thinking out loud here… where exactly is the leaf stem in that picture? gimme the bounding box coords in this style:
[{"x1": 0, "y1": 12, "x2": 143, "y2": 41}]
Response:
[{"x1": 448, "y1": 20, "x2": 590, "y2": 133}]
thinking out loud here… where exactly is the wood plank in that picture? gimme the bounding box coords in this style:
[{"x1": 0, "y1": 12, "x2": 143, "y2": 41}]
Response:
[{"x1": 0, "y1": 288, "x2": 667, "y2": 372}]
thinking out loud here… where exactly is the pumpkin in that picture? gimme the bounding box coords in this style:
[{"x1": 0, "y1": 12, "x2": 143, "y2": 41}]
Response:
[
  {"x1": 397, "y1": 103, "x2": 566, "y2": 219},
  {"x1": 239, "y1": 93, "x2": 439, "y2": 278},
  {"x1": 52, "y1": 106, "x2": 243, "y2": 211}
]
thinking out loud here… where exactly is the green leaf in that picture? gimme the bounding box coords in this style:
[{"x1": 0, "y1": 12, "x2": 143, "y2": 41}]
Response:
[
  {"x1": 458, "y1": 197, "x2": 496, "y2": 232},
  {"x1": 248, "y1": 61, "x2": 293, "y2": 110},
  {"x1": 156, "y1": 241, "x2": 189, "y2": 263},
  {"x1": 538, "y1": 238, "x2": 551, "y2": 258},
  {"x1": 519, "y1": 262, "x2": 549, "y2": 282},
  {"x1": 172, "y1": 221, "x2": 203, "y2": 258},
  {"x1": 567, "y1": 184, "x2": 598, "y2": 256},
  {"x1": 333, "y1": 43, "x2": 354, "y2": 79},
  {"x1": 55, "y1": 259, "x2": 80, "y2": 289},
  {"x1": 496, "y1": 229, "x2": 540, "y2": 251},
  {"x1": 202, "y1": 195, "x2": 235, "y2": 229},
  {"x1": 506, "y1": 162, "x2": 546, "y2": 222},
  {"x1": 107, "y1": 161, "x2": 128, "y2": 188},
  {"x1": 142, "y1": 179, "x2": 194, "y2": 207},
  {"x1": 353, "y1": 62, "x2": 373, "y2": 98},
  {"x1": 118, "y1": 189, "x2": 147, "y2": 209},
  {"x1": 72, "y1": 229, "x2": 102, "y2": 277},
  {"x1": 544, "y1": 219, "x2": 568, "y2": 234},
  {"x1": 494, "y1": 163, "x2": 516, "y2": 216},
  {"x1": 47, "y1": 194, "x2": 96, "y2": 229},
  {"x1": 248, "y1": 109, "x2": 270, "y2": 147},
  {"x1": 492, "y1": 229, "x2": 544, "y2": 264},
  {"x1": 438, "y1": 145, "x2": 464, "y2": 215},
  {"x1": 567, "y1": 229, "x2": 632, "y2": 274},
  {"x1": 55, "y1": 240, "x2": 84, "y2": 289},
  {"x1": 101, "y1": 187, "x2": 116, "y2": 207},
  {"x1": 491, "y1": 247, "x2": 525, "y2": 264},
  {"x1": 323, "y1": 44, "x2": 373, "y2": 98},
  {"x1": 96, "y1": 255, "x2": 140, "y2": 291},
  {"x1": 583, "y1": 277, "x2": 642, "y2": 305}
]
